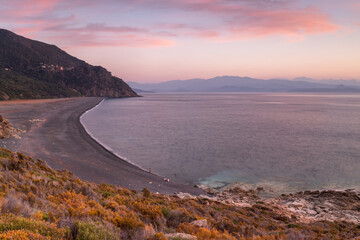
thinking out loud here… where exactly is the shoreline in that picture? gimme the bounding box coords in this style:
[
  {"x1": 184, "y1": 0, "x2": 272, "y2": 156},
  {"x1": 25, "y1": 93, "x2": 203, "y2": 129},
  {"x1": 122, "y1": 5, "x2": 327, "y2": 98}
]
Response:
[
  {"x1": 1, "y1": 97, "x2": 360, "y2": 225},
  {"x1": 79, "y1": 99, "x2": 150, "y2": 173},
  {"x1": 0, "y1": 97, "x2": 204, "y2": 195}
]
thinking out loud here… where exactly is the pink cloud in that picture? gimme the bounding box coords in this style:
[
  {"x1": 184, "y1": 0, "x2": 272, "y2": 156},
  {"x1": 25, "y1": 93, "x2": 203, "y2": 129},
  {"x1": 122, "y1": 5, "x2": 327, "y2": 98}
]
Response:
[
  {"x1": 0, "y1": 0, "x2": 60, "y2": 17},
  {"x1": 0, "y1": 0, "x2": 76, "y2": 38},
  {"x1": 352, "y1": 2, "x2": 360, "y2": 12},
  {"x1": 227, "y1": 7, "x2": 338, "y2": 38},
  {"x1": 12, "y1": 15, "x2": 76, "y2": 38},
  {"x1": 0, "y1": 0, "x2": 174, "y2": 48},
  {"x1": 66, "y1": 35, "x2": 174, "y2": 48},
  {"x1": 152, "y1": 0, "x2": 338, "y2": 38},
  {"x1": 41, "y1": 26, "x2": 174, "y2": 48},
  {"x1": 193, "y1": 30, "x2": 219, "y2": 38},
  {"x1": 42, "y1": 23, "x2": 175, "y2": 47},
  {"x1": 156, "y1": 23, "x2": 220, "y2": 38},
  {"x1": 0, "y1": 0, "x2": 339, "y2": 48},
  {"x1": 109, "y1": 0, "x2": 337, "y2": 41}
]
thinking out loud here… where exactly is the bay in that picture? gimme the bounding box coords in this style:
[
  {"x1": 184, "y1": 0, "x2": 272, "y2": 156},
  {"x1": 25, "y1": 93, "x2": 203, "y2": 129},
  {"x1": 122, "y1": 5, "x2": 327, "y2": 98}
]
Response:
[{"x1": 81, "y1": 93, "x2": 360, "y2": 194}]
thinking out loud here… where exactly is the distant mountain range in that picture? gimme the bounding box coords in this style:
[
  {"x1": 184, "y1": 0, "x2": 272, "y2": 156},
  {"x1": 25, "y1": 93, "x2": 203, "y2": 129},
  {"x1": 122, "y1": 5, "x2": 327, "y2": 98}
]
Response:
[
  {"x1": 129, "y1": 76, "x2": 360, "y2": 93},
  {"x1": 0, "y1": 29, "x2": 138, "y2": 100},
  {"x1": 292, "y1": 77, "x2": 360, "y2": 87}
]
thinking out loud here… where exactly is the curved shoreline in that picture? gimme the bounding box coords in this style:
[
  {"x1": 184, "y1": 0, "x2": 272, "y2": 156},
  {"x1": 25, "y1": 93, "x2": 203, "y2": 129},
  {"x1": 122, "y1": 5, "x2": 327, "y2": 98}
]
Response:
[
  {"x1": 2, "y1": 97, "x2": 360, "y2": 226},
  {"x1": 0, "y1": 97, "x2": 204, "y2": 195},
  {"x1": 79, "y1": 99, "x2": 149, "y2": 172}
]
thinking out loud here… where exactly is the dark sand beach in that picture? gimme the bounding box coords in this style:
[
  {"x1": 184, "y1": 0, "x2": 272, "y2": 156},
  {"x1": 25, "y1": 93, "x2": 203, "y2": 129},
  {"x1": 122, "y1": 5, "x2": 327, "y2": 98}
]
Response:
[{"x1": 0, "y1": 97, "x2": 203, "y2": 195}]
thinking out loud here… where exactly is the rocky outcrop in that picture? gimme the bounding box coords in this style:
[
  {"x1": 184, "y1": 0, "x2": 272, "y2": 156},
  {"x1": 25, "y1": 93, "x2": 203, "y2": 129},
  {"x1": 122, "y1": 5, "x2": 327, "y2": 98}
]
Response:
[
  {"x1": 190, "y1": 219, "x2": 208, "y2": 229},
  {"x1": 269, "y1": 190, "x2": 360, "y2": 224},
  {"x1": 180, "y1": 185, "x2": 360, "y2": 225},
  {"x1": 0, "y1": 115, "x2": 23, "y2": 139},
  {"x1": 165, "y1": 233, "x2": 197, "y2": 240}
]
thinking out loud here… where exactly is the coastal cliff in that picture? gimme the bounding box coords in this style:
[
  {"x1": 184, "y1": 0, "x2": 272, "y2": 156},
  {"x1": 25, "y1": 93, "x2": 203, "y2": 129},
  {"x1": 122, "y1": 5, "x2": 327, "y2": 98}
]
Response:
[{"x1": 0, "y1": 29, "x2": 138, "y2": 100}]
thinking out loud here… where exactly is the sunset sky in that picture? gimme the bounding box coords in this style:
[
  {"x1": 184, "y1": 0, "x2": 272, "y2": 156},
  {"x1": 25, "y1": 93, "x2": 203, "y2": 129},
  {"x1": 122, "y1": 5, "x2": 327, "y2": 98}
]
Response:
[{"x1": 1, "y1": 0, "x2": 359, "y2": 83}]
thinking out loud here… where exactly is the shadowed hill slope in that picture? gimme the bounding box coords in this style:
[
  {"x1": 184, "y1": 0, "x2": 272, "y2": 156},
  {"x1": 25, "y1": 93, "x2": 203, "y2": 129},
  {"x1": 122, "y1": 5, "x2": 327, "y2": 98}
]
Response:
[{"x1": 0, "y1": 29, "x2": 138, "y2": 100}]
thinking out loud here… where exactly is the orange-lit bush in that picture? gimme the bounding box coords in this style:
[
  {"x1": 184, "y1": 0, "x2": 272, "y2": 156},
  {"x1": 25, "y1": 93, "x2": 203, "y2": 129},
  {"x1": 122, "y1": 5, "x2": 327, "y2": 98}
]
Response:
[{"x1": 0, "y1": 230, "x2": 45, "y2": 240}]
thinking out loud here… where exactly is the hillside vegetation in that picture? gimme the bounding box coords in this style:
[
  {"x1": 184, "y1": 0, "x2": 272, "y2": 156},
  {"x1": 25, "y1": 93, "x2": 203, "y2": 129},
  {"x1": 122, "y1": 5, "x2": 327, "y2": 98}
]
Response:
[
  {"x1": 0, "y1": 29, "x2": 138, "y2": 100},
  {"x1": 0, "y1": 147, "x2": 359, "y2": 240},
  {"x1": 0, "y1": 115, "x2": 23, "y2": 139}
]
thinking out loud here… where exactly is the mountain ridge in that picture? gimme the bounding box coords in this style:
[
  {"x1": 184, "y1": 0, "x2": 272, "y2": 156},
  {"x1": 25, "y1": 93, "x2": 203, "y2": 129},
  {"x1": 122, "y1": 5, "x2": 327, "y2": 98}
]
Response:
[
  {"x1": 0, "y1": 29, "x2": 138, "y2": 100},
  {"x1": 129, "y1": 76, "x2": 360, "y2": 93}
]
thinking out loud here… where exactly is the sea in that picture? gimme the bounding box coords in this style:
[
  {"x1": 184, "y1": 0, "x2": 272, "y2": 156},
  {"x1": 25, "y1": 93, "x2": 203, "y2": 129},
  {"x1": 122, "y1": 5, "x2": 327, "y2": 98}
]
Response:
[{"x1": 81, "y1": 93, "x2": 360, "y2": 195}]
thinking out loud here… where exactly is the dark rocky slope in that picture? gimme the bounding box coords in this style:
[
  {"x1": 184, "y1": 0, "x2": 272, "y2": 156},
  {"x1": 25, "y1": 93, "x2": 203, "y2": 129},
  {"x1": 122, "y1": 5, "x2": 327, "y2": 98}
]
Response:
[{"x1": 0, "y1": 29, "x2": 138, "y2": 100}]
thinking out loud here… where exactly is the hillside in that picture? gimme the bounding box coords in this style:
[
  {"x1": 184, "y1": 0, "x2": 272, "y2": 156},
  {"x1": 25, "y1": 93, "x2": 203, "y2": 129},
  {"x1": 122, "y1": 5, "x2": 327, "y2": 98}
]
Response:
[
  {"x1": 0, "y1": 29, "x2": 138, "y2": 100},
  {"x1": 0, "y1": 148, "x2": 359, "y2": 240},
  {"x1": 128, "y1": 76, "x2": 360, "y2": 93}
]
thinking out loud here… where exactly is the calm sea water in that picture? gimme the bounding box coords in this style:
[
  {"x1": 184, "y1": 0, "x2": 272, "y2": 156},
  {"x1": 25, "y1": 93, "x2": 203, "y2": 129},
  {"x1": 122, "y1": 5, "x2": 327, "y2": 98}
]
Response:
[{"x1": 81, "y1": 93, "x2": 360, "y2": 194}]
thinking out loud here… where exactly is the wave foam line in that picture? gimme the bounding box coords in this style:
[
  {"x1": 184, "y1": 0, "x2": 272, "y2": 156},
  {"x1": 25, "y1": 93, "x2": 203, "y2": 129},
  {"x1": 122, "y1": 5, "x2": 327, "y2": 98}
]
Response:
[{"x1": 79, "y1": 98, "x2": 149, "y2": 172}]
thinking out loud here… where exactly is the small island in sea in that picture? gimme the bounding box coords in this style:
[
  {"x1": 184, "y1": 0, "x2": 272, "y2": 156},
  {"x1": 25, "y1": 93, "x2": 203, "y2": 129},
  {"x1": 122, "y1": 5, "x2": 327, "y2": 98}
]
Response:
[{"x1": 1, "y1": 0, "x2": 360, "y2": 238}]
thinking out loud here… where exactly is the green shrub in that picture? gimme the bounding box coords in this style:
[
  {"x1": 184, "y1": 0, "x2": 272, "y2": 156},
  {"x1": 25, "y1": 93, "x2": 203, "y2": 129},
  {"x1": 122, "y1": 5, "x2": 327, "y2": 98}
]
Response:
[
  {"x1": 142, "y1": 188, "x2": 151, "y2": 198},
  {"x1": 74, "y1": 221, "x2": 117, "y2": 240},
  {"x1": 0, "y1": 149, "x2": 12, "y2": 159}
]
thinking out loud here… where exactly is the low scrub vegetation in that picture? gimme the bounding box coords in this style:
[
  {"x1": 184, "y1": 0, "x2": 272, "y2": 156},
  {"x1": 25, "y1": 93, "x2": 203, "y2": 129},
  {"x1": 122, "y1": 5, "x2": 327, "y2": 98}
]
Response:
[{"x1": 0, "y1": 148, "x2": 359, "y2": 239}]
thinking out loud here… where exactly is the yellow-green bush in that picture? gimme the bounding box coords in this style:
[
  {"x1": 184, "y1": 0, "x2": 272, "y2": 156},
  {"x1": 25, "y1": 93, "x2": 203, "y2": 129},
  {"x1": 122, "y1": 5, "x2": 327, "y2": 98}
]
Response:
[
  {"x1": 74, "y1": 221, "x2": 117, "y2": 240},
  {"x1": 0, "y1": 149, "x2": 12, "y2": 159}
]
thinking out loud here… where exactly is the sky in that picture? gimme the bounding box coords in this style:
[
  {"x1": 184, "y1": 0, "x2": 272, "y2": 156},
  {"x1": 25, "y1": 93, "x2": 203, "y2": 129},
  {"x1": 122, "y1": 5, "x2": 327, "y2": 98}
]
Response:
[{"x1": 0, "y1": 0, "x2": 359, "y2": 83}]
